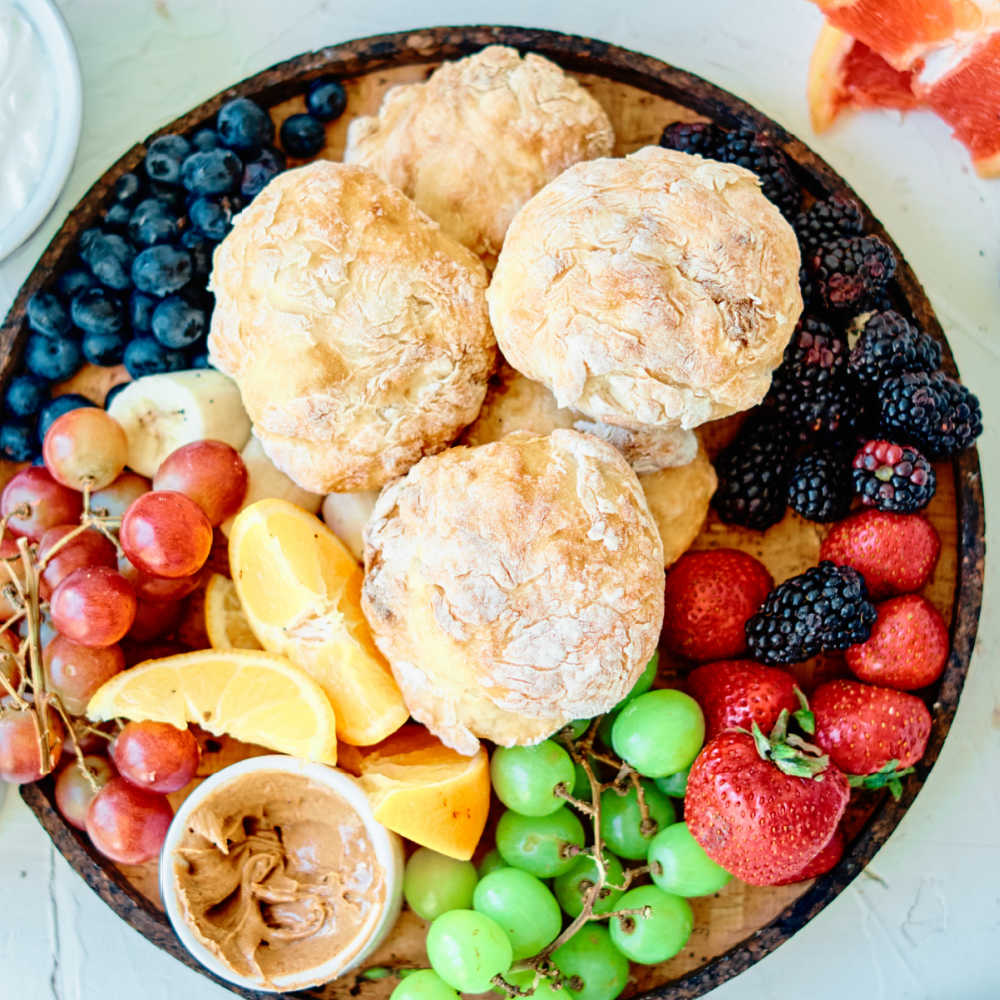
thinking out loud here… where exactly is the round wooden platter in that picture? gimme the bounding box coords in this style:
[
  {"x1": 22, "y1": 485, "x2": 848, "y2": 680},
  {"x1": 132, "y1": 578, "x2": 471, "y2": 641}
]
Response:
[{"x1": 3, "y1": 24, "x2": 985, "y2": 1000}]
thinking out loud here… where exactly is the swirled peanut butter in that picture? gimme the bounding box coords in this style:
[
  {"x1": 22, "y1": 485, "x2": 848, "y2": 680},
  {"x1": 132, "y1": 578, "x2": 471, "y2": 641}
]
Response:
[{"x1": 172, "y1": 770, "x2": 386, "y2": 985}]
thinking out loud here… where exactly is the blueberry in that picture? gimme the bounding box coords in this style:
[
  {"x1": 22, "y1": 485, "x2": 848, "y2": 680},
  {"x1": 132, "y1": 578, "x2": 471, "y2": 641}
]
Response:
[
  {"x1": 26, "y1": 291, "x2": 70, "y2": 338},
  {"x1": 279, "y1": 113, "x2": 325, "y2": 158},
  {"x1": 192, "y1": 127, "x2": 221, "y2": 152},
  {"x1": 149, "y1": 182, "x2": 187, "y2": 209},
  {"x1": 38, "y1": 394, "x2": 95, "y2": 441},
  {"x1": 70, "y1": 287, "x2": 125, "y2": 337},
  {"x1": 144, "y1": 133, "x2": 192, "y2": 185},
  {"x1": 216, "y1": 97, "x2": 273, "y2": 154},
  {"x1": 4, "y1": 374, "x2": 49, "y2": 418},
  {"x1": 130, "y1": 291, "x2": 156, "y2": 332},
  {"x1": 84, "y1": 330, "x2": 128, "y2": 367},
  {"x1": 112, "y1": 172, "x2": 144, "y2": 206},
  {"x1": 0, "y1": 422, "x2": 37, "y2": 462},
  {"x1": 240, "y1": 147, "x2": 285, "y2": 199},
  {"x1": 123, "y1": 337, "x2": 187, "y2": 378},
  {"x1": 102, "y1": 202, "x2": 131, "y2": 230},
  {"x1": 104, "y1": 382, "x2": 128, "y2": 408},
  {"x1": 306, "y1": 77, "x2": 347, "y2": 122},
  {"x1": 179, "y1": 230, "x2": 215, "y2": 277},
  {"x1": 189, "y1": 352, "x2": 213, "y2": 369},
  {"x1": 128, "y1": 197, "x2": 181, "y2": 247},
  {"x1": 56, "y1": 267, "x2": 97, "y2": 299},
  {"x1": 180, "y1": 149, "x2": 242, "y2": 196},
  {"x1": 150, "y1": 295, "x2": 207, "y2": 349},
  {"x1": 189, "y1": 195, "x2": 240, "y2": 240},
  {"x1": 78, "y1": 227, "x2": 103, "y2": 256},
  {"x1": 131, "y1": 245, "x2": 193, "y2": 296},
  {"x1": 25, "y1": 335, "x2": 83, "y2": 382},
  {"x1": 80, "y1": 231, "x2": 135, "y2": 290}
]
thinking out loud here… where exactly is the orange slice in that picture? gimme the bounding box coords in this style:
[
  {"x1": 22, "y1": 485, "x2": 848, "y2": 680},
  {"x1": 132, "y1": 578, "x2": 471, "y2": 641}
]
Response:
[
  {"x1": 204, "y1": 574, "x2": 262, "y2": 650},
  {"x1": 228, "y1": 499, "x2": 408, "y2": 746},
  {"x1": 86, "y1": 649, "x2": 337, "y2": 765},
  {"x1": 356, "y1": 724, "x2": 490, "y2": 861}
]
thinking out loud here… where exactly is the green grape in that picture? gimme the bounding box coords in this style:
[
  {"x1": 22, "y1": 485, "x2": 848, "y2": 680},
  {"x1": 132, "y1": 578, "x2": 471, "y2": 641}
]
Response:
[
  {"x1": 611, "y1": 689, "x2": 705, "y2": 778},
  {"x1": 597, "y1": 710, "x2": 618, "y2": 748},
  {"x1": 553, "y1": 851, "x2": 625, "y2": 918},
  {"x1": 565, "y1": 719, "x2": 590, "y2": 740},
  {"x1": 478, "y1": 848, "x2": 506, "y2": 879},
  {"x1": 390, "y1": 970, "x2": 458, "y2": 1000},
  {"x1": 599, "y1": 780, "x2": 676, "y2": 860},
  {"x1": 654, "y1": 766, "x2": 691, "y2": 799},
  {"x1": 571, "y1": 759, "x2": 592, "y2": 801},
  {"x1": 608, "y1": 885, "x2": 693, "y2": 964},
  {"x1": 499, "y1": 970, "x2": 564, "y2": 1000},
  {"x1": 491, "y1": 741, "x2": 575, "y2": 816},
  {"x1": 473, "y1": 867, "x2": 562, "y2": 959},
  {"x1": 404, "y1": 848, "x2": 478, "y2": 921},
  {"x1": 426, "y1": 909, "x2": 513, "y2": 993},
  {"x1": 595, "y1": 653, "x2": 659, "y2": 748},
  {"x1": 552, "y1": 924, "x2": 629, "y2": 1000},
  {"x1": 495, "y1": 806, "x2": 585, "y2": 877},
  {"x1": 648, "y1": 822, "x2": 731, "y2": 897}
]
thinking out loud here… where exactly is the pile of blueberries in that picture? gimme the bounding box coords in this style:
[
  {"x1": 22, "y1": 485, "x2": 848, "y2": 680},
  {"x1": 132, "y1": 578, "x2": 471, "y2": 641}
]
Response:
[{"x1": 1, "y1": 78, "x2": 348, "y2": 463}]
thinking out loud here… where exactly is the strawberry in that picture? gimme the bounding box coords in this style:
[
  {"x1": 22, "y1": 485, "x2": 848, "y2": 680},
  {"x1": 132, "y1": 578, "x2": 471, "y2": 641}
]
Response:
[
  {"x1": 771, "y1": 826, "x2": 844, "y2": 885},
  {"x1": 820, "y1": 510, "x2": 940, "y2": 599},
  {"x1": 846, "y1": 594, "x2": 949, "y2": 690},
  {"x1": 686, "y1": 659, "x2": 804, "y2": 740},
  {"x1": 684, "y1": 723, "x2": 849, "y2": 886},
  {"x1": 662, "y1": 549, "x2": 773, "y2": 661},
  {"x1": 812, "y1": 679, "x2": 932, "y2": 783}
]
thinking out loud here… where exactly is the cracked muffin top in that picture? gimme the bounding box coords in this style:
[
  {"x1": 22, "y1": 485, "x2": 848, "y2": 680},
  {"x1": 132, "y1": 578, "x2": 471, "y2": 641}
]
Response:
[
  {"x1": 343, "y1": 45, "x2": 614, "y2": 266},
  {"x1": 487, "y1": 145, "x2": 802, "y2": 431}
]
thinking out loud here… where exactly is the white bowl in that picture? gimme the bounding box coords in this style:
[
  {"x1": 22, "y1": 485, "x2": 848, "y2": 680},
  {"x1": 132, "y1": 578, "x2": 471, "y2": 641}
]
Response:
[
  {"x1": 0, "y1": 0, "x2": 82, "y2": 261},
  {"x1": 160, "y1": 755, "x2": 404, "y2": 993}
]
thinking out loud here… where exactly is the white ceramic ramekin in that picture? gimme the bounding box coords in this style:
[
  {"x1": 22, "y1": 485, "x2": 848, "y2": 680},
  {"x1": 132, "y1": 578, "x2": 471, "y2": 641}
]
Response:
[
  {"x1": 0, "y1": 0, "x2": 82, "y2": 261},
  {"x1": 160, "y1": 755, "x2": 404, "y2": 993}
]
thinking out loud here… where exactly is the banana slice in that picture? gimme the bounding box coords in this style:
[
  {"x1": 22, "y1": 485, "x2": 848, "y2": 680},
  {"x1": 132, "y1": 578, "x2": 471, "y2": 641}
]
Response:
[
  {"x1": 219, "y1": 437, "x2": 323, "y2": 536},
  {"x1": 108, "y1": 370, "x2": 252, "y2": 478},
  {"x1": 321, "y1": 489, "x2": 380, "y2": 563}
]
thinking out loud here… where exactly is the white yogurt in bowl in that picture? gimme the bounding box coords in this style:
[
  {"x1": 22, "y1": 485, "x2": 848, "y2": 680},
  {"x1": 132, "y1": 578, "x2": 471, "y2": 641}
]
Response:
[{"x1": 0, "y1": 0, "x2": 81, "y2": 261}]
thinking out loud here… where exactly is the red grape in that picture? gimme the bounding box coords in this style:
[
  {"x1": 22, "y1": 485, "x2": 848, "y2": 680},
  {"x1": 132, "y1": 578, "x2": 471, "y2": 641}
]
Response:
[
  {"x1": 120, "y1": 491, "x2": 212, "y2": 579},
  {"x1": 0, "y1": 632, "x2": 20, "y2": 692},
  {"x1": 117, "y1": 554, "x2": 202, "y2": 602},
  {"x1": 128, "y1": 599, "x2": 182, "y2": 641},
  {"x1": 90, "y1": 472, "x2": 150, "y2": 519},
  {"x1": 38, "y1": 525, "x2": 117, "y2": 598},
  {"x1": 54, "y1": 754, "x2": 113, "y2": 829},
  {"x1": 44, "y1": 635, "x2": 125, "y2": 715},
  {"x1": 85, "y1": 776, "x2": 173, "y2": 864},
  {"x1": 0, "y1": 705, "x2": 64, "y2": 783},
  {"x1": 1, "y1": 467, "x2": 82, "y2": 541},
  {"x1": 153, "y1": 440, "x2": 248, "y2": 526},
  {"x1": 111, "y1": 720, "x2": 200, "y2": 793},
  {"x1": 43, "y1": 409, "x2": 128, "y2": 491},
  {"x1": 120, "y1": 639, "x2": 188, "y2": 667},
  {"x1": 50, "y1": 567, "x2": 137, "y2": 648}
]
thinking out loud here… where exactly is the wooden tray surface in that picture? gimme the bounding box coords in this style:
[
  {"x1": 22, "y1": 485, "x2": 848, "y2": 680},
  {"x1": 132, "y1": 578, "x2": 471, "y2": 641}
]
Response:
[{"x1": 4, "y1": 25, "x2": 985, "y2": 1000}]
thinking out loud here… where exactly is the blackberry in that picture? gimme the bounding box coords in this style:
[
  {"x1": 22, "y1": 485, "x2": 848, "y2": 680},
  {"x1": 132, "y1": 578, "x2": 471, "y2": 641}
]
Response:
[
  {"x1": 848, "y1": 310, "x2": 942, "y2": 385},
  {"x1": 745, "y1": 561, "x2": 876, "y2": 665},
  {"x1": 787, "y1": 449, "x2": 853, "y2": 522},
  {"x1": 852, "y1": 440, "x2": 936, "y2": 512},
  {"x1": 782, "y1": 315, "x2": 847, "y2": 380},
  {"x1": 809, "y1": 235, "x2": 897, "y2": 313},
  {"x1": 660, "y1": 121, "x2": 800, "y2": 218},
  {"x1": 764, "y1": 368, "x2": 869, "y2": 442},
  {"x1": 711, "y1": 418, "x2": 794, "y2": 530},
  {"x1": 877, "y1": 370, "x2": 982, "y2": 457},
  {"x1": 794, "y1": 194, "x2": 863, "y2": 254}
]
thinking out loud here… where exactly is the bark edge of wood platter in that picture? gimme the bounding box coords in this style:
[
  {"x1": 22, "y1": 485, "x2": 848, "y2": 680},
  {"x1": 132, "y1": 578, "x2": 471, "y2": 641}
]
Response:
[{"x1": 6, "y1": 25, "x2": 985, "y2": 1000}]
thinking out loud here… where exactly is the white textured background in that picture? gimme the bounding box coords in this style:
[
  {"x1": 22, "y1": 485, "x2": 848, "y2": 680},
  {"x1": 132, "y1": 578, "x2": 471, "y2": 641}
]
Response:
[{"x1": 1, "y1": 2, "x2": 998, "y2": 998}]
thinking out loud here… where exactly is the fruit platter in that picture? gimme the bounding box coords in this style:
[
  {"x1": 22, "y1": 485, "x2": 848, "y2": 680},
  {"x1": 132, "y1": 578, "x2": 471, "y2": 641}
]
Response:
[{"x1": 0, "y1": 24, "x2": 984, "y2": 1000}]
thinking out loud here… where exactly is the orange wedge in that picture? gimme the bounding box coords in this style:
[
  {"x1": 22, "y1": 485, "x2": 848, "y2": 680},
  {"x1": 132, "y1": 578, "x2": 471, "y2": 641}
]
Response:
[
  {"x1": 204, "y1": 573, "x2": 262, "y2": 650},
  {"x1": 86, "y1": 649, "x2": 337, "y2": 765},
  {"x1": 228, "y1": 499, "x2": 408, "y2": 746},
  {"x1": 356, "y1": 724, "x2": 490, "y2": 861}
]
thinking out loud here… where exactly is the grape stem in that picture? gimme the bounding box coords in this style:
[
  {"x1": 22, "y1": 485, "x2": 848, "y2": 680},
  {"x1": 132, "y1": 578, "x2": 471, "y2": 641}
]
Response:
[
  {"x1": 49, "y1": 696, "x2": 101, "y2": 794},
  {"x1": 16, "y1": 536, "x2": 52, "y2": 774}
]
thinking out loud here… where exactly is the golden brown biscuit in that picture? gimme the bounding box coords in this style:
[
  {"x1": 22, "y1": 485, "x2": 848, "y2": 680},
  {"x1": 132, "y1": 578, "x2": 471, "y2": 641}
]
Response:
[
  {"x1": 362, "y1": 430, "x2": 664, "y2": 754},
  {"x1": 208, "y1": 161, "x2": 496, "y2": 492},
  {"x1": 488, "y1": 146, "x2": 802, "y2": 430},
  {"x1": 344, "y1": 46, "x2": 614, "y2": 265}
]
